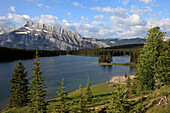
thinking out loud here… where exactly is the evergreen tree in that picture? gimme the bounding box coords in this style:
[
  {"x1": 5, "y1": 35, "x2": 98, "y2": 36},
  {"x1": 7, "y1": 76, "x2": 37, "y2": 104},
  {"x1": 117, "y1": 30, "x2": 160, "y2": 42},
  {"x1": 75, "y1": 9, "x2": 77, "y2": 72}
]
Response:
[
  {"x1": 107, "y1": 53, "x2": 112, "y2": 63},
  {"x1": 8, "y1": 60, "x2": 29, "y2": 108},
  {"x1": 77, "y1": 84, "x2": 86, "y2": 112},
  {"x1": 107, "y1": 80, "x2": 130, "y2": 113},
  {"x1": 126, "y1": 75, "x2": 131, "y2": 89},
  {"x1": 124, "y1": 72, "x2": 128, "y2": 78},
  {"x1": 156, "y1": 39, "x2": 170, "y2": 85},
  {"x1": 53, "y1": 79, "x2": 68, "y2": 113},
  {"x1": 98, "y1": 55, "x2": 106, "y2": 63},
  {"x1": 29, "y1": 51, "x2": 48, "y2": 113},
  {"x1": 86, "y1": 77, "x2": 92, "y2": 102},
  {"x1": 137, "y1": 26, "x2": 168, "y2": 90}
]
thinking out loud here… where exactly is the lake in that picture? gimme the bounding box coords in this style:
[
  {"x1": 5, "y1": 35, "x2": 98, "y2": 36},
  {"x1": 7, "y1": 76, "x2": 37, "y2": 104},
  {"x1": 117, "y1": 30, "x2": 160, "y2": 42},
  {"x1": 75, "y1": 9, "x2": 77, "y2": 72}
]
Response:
[{"x1": 0, "y1": 55, "x2": 135, "y2": 109}]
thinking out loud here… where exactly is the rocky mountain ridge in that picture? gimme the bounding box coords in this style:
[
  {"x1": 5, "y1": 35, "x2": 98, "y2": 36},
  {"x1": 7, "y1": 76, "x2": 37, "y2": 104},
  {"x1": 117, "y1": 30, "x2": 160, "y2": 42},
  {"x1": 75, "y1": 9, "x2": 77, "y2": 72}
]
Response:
[{"x1": 0, "y1": 21, "x2": 146, "y2": 50}]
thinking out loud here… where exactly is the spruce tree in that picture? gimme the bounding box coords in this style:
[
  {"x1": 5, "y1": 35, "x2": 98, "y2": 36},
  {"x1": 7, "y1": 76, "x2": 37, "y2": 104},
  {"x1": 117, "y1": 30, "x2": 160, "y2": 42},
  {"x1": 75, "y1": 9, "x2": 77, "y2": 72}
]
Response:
[
  {"x1": 53, "y1": 79, "x2": 68, "y2": 113},
  {"x1": 86, "y1": 77, "x2": 92, "y2": 102},
  {"x1": 107, "y1": 80, "x2": 130, "y2": 113},
  {"x1": 107, "y1": 53, "x2": 112, "y2": 63},
  {"x1": 137, "y1": 26, "x2": 168, "y2": 90},
  {"x1": 29, "y1": 51, "x2": 48, "y2": 113},
  {"x1": 77, "y1": 84, "x2": 86, "y2": 112},
  {"x1": 156, "y1": 39, "x2": 170, "y2": 85},
  {"x1": 98, "y1": 55, "x2": 107, "y2": 63},
  {"x1": 8, "y1": 60, "x2": 29, "y2": 108}
]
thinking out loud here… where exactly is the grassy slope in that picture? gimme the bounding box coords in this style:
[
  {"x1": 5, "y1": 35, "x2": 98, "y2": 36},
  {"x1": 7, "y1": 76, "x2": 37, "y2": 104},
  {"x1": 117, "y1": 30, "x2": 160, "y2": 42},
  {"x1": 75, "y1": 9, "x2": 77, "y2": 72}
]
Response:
[{"x1": 3, "y1": 82, "x2": 170, "y2": 113}]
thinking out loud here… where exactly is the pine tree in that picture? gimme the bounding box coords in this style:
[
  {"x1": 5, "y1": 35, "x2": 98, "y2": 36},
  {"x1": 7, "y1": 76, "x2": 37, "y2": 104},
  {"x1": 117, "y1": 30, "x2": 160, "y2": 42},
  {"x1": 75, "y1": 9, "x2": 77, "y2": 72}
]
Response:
[
  {"x1": 107, "y1": 53, "x2": 112, "y2": 63},
  {"x1": 53, "y1": 79, "x2": 68, "y2": 113},
  {"x1": 29, "y1": 51, "x2": 48, "y2": 113},
  {"x1": 77, "y1": 84, "x2": 86, "y2": 112},
  {"x1": 137, "y1": 26, "x2": 168, "y2": 90},
  {"x1": 8, "y1": 60, "x2": 29, "y2": 108},
  {"x1": 86, "y1": 77, "x2": 92, "y2": 103},
  {"x1": 107, "y1": 80, "x2": 130, "y2": 113}
]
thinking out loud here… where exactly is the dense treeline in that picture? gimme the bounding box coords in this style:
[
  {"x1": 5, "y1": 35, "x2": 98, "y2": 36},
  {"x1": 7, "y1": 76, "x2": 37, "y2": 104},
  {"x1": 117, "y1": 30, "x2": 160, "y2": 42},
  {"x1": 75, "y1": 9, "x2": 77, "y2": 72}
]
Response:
[
  {"x1": 0, "y1": 47, "x2": 67, "y2": 62},
  {"x1": 68, "y1": 44, "x2": 144, "y2": 64}
]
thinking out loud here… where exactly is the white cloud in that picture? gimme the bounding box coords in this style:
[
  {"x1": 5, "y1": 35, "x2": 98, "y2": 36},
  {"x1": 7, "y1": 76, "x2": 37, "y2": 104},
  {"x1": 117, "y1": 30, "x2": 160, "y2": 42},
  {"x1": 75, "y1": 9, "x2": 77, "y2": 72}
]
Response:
[
  {"x1": 90, "y1": 7, "x2": 127, "y2": 18},
  {"x1": 10, "y1": 6, "x2": 15, "y2": 12},
  {"x1": 45, "y1": 6, "x2": 51, "y2": 9},
  {"x1": 37, "y1": 3, "x2": 50, "y2": 9},
  {"x1": 122, "y1": 0, "x2": 129, "y2": 5},
  {"x1": 2, "y1": 13, "x2": 170, "y2": 39},
  {"x1": 0, "y1": 16, "x2": 15, "y2": 28},
  {"x1": 131, "y1": 5, "x2": 153, "y2": 15},
  {"x1": 8, "y1": 13, "x2": 31, "y2": 25},
  {"x1": 94, "y1": 15, "x2": 104, "y2": 20},
  {"x1": 110, "y1": 14, "x2": 146, "y2": 27},
  {"x1": 37, "y1": 3, "x2": 43, "y2": 7},
  {"x1": 72, "y1": 2, "x2": 84, "y2": 8},
  {"x1": 140, "y1": 0, "x2": 153, "y2": 4}
]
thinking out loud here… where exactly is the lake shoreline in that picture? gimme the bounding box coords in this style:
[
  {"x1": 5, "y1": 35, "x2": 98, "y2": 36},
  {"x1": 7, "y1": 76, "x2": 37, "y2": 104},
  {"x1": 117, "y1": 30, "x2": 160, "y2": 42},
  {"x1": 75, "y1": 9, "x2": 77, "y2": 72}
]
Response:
[
  {"x1": 108, "y1": 74, "x2": 135, "y2": 84},
  {"x1": 98, "y1": 62, "x2": 136, "y2": 66}
]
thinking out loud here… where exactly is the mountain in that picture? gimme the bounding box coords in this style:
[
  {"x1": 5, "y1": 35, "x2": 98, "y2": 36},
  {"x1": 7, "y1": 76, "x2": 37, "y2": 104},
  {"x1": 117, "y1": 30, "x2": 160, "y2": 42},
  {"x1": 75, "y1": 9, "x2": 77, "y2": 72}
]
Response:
[{"x1": 0, "y1": 21, "x2": 146, "y2": 50}]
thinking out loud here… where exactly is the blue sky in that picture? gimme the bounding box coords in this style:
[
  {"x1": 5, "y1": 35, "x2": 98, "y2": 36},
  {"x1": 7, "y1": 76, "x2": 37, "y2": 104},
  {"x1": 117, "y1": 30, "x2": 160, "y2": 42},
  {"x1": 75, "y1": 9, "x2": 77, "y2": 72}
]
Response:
[{"x1": 0, "y1": 0, "x2": 170, "y2": 39}]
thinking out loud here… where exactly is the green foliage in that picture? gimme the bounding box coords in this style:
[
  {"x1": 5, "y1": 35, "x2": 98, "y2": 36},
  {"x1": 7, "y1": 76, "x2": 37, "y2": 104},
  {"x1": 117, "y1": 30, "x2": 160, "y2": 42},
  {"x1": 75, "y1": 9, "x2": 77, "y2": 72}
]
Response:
[
  {"x1": 107, "y1": 80, "x2": 130, "y2": 113},
  {"x1": 126, "y1": 75, "x2": 131, "y2": 88},
  {"x1": 137, "y1": 26, "x2": 169, "y2": 90},
  {"x1": 53, "y1": 79, "x2": 68, "y2": 113},
  {"x1": 29, "y1": 51, "x2": 48, "y2": 113},
  {"x1": 156, "y1": 39, "x2": 170, "y2": 85},
  {"x1": 75, "y1": 84, "x2": 86, "y2": 113},
  {"x1": 124, "y1": 73, "x2": 128, "y2": 78},
  {"x1": 86, "y1": 77, "x2": 93, "y2": 103},
  {"x1": 107, "y1": 53, "x2": 112, "y2": 63},
  {"x1": 130, "y1": 51, "x2": 140, "y2": 64},
  {"x1": 8, "y1": 61, "x2": 29, "y2": 108},
  {"x1": 98, "y1": 55, "x2": 106, "y2": 63}
]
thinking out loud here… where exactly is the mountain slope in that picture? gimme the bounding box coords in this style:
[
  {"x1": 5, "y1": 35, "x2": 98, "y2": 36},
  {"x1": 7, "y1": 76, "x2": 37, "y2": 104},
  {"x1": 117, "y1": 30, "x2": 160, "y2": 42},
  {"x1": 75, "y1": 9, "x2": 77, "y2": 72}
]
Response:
[{"x1": 0, "y1": 21, "x2": 146, "y2": 50}]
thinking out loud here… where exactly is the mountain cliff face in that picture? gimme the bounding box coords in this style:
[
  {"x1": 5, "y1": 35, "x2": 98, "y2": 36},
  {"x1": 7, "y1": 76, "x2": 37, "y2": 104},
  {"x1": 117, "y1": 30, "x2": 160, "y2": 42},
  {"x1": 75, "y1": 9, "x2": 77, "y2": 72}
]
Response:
[{"x1": 0, "y1": 21, "x2": 146, "y2": 50}]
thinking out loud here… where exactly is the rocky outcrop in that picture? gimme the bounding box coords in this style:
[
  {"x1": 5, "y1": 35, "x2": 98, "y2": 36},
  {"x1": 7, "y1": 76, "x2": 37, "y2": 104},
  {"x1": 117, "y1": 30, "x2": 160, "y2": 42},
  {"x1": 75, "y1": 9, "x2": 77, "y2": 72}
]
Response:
[{"x1": 0, "y1": 21, "x2": 146, "y2": 50}]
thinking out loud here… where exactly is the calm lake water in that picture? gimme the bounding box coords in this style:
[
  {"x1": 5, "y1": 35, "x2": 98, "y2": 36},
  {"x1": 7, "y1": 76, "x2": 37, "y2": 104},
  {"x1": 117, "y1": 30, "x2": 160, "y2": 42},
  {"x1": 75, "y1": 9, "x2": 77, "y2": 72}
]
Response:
[{"x1": 0, "y1": 55, "x2": 135, "y2": 109}]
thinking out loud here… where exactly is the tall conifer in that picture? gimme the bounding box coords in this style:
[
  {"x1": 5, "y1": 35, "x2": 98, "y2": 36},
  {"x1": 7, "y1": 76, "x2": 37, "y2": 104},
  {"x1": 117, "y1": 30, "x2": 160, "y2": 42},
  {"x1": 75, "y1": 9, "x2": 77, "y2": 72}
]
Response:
[
  {"x1": 8, "y1": 60, "x2": 29, "y2": 108},
  {"x1": 137, "y1": 26, "x2": 168, "y2": 90},
  {"x1": 107, "y1": 53, "x2": 112, "y2": 63},
  {"x1": 107, "y1": 80, "x2": 130, "y2": 113},
  {"x1": 29, "y1": 51, "x2": 48, "y2": 113},
  {"x1": 77, "y1": 84, "x2": 86, "y2": 112},
  {"x1": 53, "y1": 79, "x2": 68, "y2": 113},
  {"x1": 86, "y1": 77, "x2": 92, "y2": 102}
]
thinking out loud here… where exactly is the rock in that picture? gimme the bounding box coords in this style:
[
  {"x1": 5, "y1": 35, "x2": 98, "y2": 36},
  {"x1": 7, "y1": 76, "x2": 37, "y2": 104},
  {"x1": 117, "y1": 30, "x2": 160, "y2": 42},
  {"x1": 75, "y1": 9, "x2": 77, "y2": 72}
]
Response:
[{"x1": 108, "y1": 84, "x2": 116, "y2": 87}]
